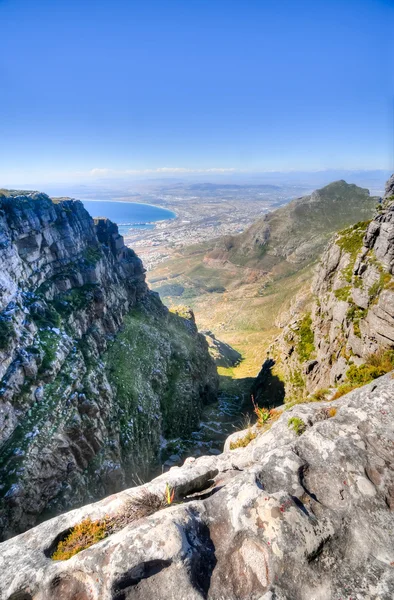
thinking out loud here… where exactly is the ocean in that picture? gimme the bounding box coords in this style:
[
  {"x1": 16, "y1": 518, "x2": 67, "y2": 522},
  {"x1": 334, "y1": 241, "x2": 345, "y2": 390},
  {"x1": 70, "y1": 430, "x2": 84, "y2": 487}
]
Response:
[{"x1": 81, "y1": 200, "x2": 175, "y2": 236}]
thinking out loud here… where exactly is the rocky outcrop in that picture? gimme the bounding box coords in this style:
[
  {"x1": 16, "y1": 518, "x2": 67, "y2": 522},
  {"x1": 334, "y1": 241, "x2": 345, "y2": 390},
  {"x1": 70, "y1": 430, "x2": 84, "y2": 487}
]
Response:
[
  {"x1": 1, "y1": 373, "x2": 393, "y2": 600},
  {"x1": 266, "y1": 178, "x2": 394, "y2": 400},
  {"x1": 0, "y1": 191, "x2": 217, "y2": 539},
  {"x1": 201, "y1": 331, "x2": 242, "y2": 367}
]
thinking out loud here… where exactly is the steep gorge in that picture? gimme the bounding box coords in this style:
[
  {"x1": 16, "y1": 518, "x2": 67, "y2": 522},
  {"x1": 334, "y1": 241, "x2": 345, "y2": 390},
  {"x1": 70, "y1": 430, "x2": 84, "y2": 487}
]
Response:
[
  {"x1": 148, "y1": 180, "x2": 378, "y2": 378},
  {"x1": 0, "y1": 191, "x2": 217, "y2": 539},
  {"x1": 1, "y1": 180, "x2": 394, "y2": 599}
]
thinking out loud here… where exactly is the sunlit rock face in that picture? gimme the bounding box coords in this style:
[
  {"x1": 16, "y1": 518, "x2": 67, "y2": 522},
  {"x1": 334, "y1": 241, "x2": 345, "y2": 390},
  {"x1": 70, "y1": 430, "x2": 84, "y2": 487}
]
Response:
[
  {"x1": 1, "y1": 373, "x2": 393, "y2": 599},
  {"x1": 0, "y1": 191, "x2": 217, "y2": 539},
  {"x1": 262, "y1": 175, "x2": 394, "y2": 402}
]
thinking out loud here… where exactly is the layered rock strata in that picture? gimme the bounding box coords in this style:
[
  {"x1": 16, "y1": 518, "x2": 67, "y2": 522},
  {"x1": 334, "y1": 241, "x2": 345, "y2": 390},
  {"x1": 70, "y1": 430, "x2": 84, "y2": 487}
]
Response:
[{"x1": 0, "y1": 191, "x2": 217, "y2": 539}]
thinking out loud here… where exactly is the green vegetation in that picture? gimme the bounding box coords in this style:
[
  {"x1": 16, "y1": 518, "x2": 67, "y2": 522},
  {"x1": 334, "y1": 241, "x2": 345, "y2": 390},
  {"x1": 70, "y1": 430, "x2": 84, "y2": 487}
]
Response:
[
  {"x1": 105, "y1": 301, "x2": 215, "y2": 468},
  {"x1": 368, "y1": 270, "x2": 392, "y2": 304},
  {"x1": 346, "y1": 304, "x2": 367, "y2": 338},
  {"x1": 31, "y1": 304, "x2": 61, "y2": 329},
  {"x1": 289, "y1": 368, "x2": 305, "y2": 390},
  {"x1": 310, "y1": 388, "x2": 330, "y2": 402},
  {"x1": 155, "y1": 283, "x2": 185, "y2": 297},
  {"x1": 334, "y1": 286, "x2": 351, "y2": 302},
  {"x1": 230, "y1": 429, "x2": 257, "y2": 449},
  {"x1": 83, "y1": 246, "x2": 102, "y2": 265},
  {"x1": 54, "y1": 284, "x2": 98, "y2": 316},
  {"x1": 336, "y1": 221, "x2": 370, "y2": 257},
  {"x1": 38, "y1": 329, "x2": 60, "y2": 372},
  {"x1": 335, "y1": 222, "x2": 371, "y2": 289},
  {"x1": 288, "y1": 416, "x2": 306, "y2": 436},
  {"x1": 296, "y1": 314, "x2": 315, "y2": 361},
  {"x1": 0, "y1": 318, "x2": 15, "y2": 350},
  {"x1": 52, "y1": 487, "x2": 176, "y2": 560},
  {"x1": 332, "y1": 349, "x2": 394, "y2": 399},
  {"x1": 169, "y1": 305, "x2": 193, "y2": 320}
]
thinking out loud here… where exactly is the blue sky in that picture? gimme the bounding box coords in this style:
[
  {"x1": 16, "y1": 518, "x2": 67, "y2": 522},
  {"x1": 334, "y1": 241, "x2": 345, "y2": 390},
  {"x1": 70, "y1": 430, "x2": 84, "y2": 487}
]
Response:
[{"x1": 0, "y1": 0, "x2": 393, "y2": 184}]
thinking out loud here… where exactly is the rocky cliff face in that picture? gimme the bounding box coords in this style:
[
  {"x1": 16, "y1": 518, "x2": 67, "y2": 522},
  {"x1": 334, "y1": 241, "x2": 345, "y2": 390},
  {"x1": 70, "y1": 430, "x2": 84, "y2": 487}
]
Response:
[
  {"x1": 0, "y1": 191, "x2": 217, "y2": 539},
  {"x1": 1, "y1": 372, "x2": 393, "y2": 600},
  {"x1": 262, "y1": 176, "x2": 394, "y2": 402}
]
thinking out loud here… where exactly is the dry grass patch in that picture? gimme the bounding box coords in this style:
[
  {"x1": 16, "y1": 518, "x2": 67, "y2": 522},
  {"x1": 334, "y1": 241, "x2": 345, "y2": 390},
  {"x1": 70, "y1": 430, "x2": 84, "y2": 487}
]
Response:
[
  {"x1": 230, "y1": 429, "x2": 257, "y2": 449},
  {"x1": 51, "y1": 487, "x2": 175, "y2": 561}
]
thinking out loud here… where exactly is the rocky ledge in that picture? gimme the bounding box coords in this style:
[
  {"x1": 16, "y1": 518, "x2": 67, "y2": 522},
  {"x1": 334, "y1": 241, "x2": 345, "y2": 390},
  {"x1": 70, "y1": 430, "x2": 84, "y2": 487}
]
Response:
[{"x1": 1, "y1": 373, "x2": 393, "y2": 600}]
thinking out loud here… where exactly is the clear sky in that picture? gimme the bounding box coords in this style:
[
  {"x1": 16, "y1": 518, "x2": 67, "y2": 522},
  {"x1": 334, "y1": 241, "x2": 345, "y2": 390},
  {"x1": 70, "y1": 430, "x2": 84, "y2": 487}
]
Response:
[{"x1": 0, "y1": 0, "x2": 393, "y2": 184}]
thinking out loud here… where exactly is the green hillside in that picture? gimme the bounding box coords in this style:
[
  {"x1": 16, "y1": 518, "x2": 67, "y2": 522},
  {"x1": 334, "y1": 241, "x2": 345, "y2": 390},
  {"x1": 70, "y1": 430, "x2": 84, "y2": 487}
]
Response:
[{"x1": 148, "y1": 181, "x2": 378, "y2": 379}]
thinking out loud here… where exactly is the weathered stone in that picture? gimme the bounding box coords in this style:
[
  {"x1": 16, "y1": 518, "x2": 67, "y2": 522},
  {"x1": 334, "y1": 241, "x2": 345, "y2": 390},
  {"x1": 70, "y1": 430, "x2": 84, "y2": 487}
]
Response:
[{"x1": 1, "y1": 374, "x2": 393, "y2": 599}]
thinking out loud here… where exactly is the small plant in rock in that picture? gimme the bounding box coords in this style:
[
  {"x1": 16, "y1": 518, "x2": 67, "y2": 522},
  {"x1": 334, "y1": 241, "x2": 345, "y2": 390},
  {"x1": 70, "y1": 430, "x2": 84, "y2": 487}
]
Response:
[
  {"x1": 310, "y1": 388, "x2": 330, "y2": 402},
  {"x1": 230, "y1": 429, "x2": 257, "y2": 449},
  {"x1": 165, "y1": 482, "x2": 175, "y2": 505},
  {"x1": 288, "y1": 417, "x2": 306, "y2": 436},
  {"x1": 251, "y1": 396, "x2": 269, "y2": 426},
  {"x1": 251, "y1": 396, "x2": 282, "y2": 427},
  {"x1": 0, "y1": 318, "x2": 15, "y2": 350},
  {"x1": 51, "y1": 487, "x2": 178, "y2": 560},
  {"x1": 52, "y1": 517, "x2": 108, "y2": 561},
  {"x1": 327, "y1": 407, "x2": 337, "y2": 418},
  {"x1": 296, "y1": 314, "x2": 315, "y2": 362}
]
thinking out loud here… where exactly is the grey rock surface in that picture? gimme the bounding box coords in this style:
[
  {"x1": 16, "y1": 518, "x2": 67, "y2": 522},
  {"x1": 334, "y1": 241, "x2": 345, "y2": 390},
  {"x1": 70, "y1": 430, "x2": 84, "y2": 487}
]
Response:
[{"x1": 0, "y1": 374, "x2": 393, "y2": 599}]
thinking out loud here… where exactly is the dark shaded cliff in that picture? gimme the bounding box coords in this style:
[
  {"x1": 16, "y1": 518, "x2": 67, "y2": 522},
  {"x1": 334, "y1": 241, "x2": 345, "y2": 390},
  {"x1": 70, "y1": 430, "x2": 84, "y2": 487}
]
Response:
[{"x1": 0, "y1": 191, "x2": 217, "y2": 539}]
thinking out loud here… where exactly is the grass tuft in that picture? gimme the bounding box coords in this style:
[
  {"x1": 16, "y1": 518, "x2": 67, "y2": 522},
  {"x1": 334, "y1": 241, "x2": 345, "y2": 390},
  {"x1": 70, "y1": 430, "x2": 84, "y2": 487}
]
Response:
[
  {"x1": 52, "y1": 486, "x2": 176, "y2": 560},
  {"x1": 296, "y1": 314, "x2": 315, "y2": 362},
  {"x1": 288, "y1": 416, "x2": 306, "y2": 436},
  {"x1": 230, "y1": 429, "x2": 257, "y2": 449}
]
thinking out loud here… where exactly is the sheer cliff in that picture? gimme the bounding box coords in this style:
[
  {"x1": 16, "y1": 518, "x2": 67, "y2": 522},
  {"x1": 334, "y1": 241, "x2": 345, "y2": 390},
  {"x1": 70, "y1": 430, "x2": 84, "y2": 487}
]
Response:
[{"x1": 0, "y1": 191, "x2": 217, "y2": 539}]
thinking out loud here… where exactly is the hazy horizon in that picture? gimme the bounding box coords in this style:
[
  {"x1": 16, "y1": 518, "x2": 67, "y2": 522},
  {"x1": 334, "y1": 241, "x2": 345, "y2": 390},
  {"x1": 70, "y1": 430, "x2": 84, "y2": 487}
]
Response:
[{"x1": 1, "y1": 0, "x2": 393, "y2": 185}]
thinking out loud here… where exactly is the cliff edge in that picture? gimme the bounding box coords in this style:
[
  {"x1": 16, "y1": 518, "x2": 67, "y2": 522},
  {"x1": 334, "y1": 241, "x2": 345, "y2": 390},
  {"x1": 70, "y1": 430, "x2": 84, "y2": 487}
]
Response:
[
  {"x1": 0, "y1": 373, "x2": 393, "y2": 599},
  {"x1": 0, "y1": 191, "x2": 217, "y2": 539}
]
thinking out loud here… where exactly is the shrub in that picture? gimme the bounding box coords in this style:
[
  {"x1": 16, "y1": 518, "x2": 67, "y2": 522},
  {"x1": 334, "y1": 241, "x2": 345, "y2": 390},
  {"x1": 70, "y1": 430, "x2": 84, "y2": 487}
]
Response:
[
  {"x1": 251, "y1": 396, "x2": 282, "y2": 427},
  {"x1": 334, "y1": 286, "x2": 351, "y2": 302},
  {"x1": 289, "y1": 368, "x2": 305, "y2": 389},
  {"x1": 346, "y1": 304, "x2": 367, "y2": 338},
  {"x1": 31, "y1": 304, "x2": 61, "y2": 328},
  {"x1": 52, "y1": 487, "x2": 176, "y2": 560},
  {"x1": 331, "y1": 383, "x2": 355, "y2": 400},
  {"x1": 347, "y1": 363, "x2": 385, "y2": 386},
  {"x1": 230, "y1": 429, "x2": 257, "y2": 449},
  {"x1": 310, "y1": 388, "x2": 330, "y2": 402},
  {"x1": 296, "y1": 314, "x2": 315, "y2": 362},
  {"x1": 328, "y1": 407, "x2": 337, "y2": 418},
  {"x1": 332, "y1": 349, "x2": 394, "y2": 399},
  {"x1": 288, "y1": 417, "x2": 306, "y2": 436},
  {"x1": 52, "y1": 518, "x2": 108, "y2": 560},
  {"x1": 83, "y1": 246, "x2": 102, "y2": 265},
  {"x1": 336, "y1": 223, "x2": 369, "y2": 257}
]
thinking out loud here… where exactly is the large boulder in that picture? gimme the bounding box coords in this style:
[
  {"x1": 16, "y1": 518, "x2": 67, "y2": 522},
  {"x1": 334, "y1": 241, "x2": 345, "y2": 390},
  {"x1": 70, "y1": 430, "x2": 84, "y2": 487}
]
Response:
[{"x1": 1, "y1": 373, "x2": 393, "y2": 599}]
